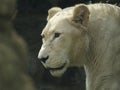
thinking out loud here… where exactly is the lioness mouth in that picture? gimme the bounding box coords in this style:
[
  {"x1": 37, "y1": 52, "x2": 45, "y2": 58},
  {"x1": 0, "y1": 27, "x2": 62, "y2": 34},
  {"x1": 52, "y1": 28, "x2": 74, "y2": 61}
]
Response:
[{"x1": 47, "y1": 63, "x2": 66, "y2": 71}]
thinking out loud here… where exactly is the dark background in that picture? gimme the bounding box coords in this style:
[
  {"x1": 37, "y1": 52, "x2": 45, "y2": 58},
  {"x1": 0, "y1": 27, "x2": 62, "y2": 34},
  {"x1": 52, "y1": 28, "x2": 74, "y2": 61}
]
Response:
[{"x1": 15, "y1": 0, "x2": 120, "y2": 90}]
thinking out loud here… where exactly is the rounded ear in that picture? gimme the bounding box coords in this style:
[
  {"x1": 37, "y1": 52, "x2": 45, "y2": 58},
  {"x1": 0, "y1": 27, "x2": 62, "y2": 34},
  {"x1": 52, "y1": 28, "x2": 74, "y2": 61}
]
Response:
[
  {"x1": 72, "y1": 4, "x2": 90, "y2": 27},
  {"x1": 47, "y1": 7, "x2": 62, "y2": 21}
]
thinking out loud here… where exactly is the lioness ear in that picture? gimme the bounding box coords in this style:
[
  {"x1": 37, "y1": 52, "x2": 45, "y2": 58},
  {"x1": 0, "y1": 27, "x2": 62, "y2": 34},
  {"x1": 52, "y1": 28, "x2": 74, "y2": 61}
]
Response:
[
  {"x1": 47, "y1": 7, "x2": 62, "y2": 21},
  {"x1": 72, "y1": 4, "x2": 90, "y2": 27}
]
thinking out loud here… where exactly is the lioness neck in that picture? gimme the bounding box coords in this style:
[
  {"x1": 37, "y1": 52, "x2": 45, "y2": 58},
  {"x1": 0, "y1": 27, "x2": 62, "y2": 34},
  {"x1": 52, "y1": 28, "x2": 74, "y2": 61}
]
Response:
[
  {"x1": 84, "y1": 36, "x2": 120, "y2": 90},
  {"x1": 83, "y1": 4, "x2": 120, "y2": 90}
]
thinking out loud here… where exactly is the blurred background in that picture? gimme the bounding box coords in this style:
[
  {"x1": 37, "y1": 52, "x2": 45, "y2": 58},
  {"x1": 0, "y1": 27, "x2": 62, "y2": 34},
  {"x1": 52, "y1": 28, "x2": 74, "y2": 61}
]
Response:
[{"x1": 15, "y1": 0, "x2": 120, "y2": 90}]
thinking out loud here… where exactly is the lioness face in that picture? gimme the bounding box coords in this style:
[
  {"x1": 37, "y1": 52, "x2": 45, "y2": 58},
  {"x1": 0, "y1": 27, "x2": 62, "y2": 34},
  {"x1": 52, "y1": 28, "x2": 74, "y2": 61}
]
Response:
[
  {"x1": 38, "y1": 5, "x2": 89, "y2": 77},
  {"x1": 38, "y1": 14, "x2": 86, "y2": 77}
]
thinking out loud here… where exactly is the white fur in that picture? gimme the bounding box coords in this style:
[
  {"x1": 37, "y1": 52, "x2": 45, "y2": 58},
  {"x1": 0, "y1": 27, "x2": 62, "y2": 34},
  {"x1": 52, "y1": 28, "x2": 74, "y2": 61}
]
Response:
[{"x1": 38, "y1": 3, "x2": 120, "y2": 90}]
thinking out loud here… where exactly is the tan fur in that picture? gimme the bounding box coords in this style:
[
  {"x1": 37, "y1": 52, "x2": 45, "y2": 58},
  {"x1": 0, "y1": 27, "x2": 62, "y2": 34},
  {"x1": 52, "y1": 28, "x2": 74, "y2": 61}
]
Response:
[
  {"x1": 0, "y1": 22, "x2": 35, "y2": 90},
  {"x1": 0, "y1": 0, "x2": 17, "y2": 20},
  {"x1": 0, "y1": 22, "x2": 36, "y2": 90},
  {"x1": 38, "y1": 3, "x2": 120, "y2": 90},
  {"x1": 0, "y1": 0, "x2": 35, "y2": 90}
]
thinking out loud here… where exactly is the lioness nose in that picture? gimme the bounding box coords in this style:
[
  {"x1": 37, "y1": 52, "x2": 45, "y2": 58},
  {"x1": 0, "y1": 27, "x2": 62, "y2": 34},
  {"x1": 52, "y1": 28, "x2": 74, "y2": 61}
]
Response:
[{"x1": 39, "y1": 56, "x2": 49, "y2": 63}]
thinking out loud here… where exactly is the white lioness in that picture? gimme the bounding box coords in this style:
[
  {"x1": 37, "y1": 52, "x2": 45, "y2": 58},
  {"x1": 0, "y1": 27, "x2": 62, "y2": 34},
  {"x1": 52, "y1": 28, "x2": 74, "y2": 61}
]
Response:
[{"x1": 38, "y1": 3, "x2": 120, "y2": 90}]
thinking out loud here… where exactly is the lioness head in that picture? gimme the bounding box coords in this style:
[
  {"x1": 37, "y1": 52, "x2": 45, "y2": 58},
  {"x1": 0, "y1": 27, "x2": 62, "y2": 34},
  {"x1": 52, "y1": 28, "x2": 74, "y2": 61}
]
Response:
[{"x1": 38, "y1": 4, "x2": 90, "y2": 77}]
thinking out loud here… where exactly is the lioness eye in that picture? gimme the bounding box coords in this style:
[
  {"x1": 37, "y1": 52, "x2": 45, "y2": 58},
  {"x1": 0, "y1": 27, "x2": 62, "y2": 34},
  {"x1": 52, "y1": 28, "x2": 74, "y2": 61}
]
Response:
[
  {"x1": 41, "y1": 34, "x2": 45, "y2": 38},
  {"x1": 54, "y1": 32, "x2": 61, "y2": 39}
]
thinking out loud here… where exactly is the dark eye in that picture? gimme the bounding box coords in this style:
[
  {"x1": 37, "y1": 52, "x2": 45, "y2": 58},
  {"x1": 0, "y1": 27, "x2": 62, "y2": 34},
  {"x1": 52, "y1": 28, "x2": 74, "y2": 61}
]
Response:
[
  {"x1": 54, "y1": 32, "x2": 61, "y2": 39},
  {"x1": 41, "y1": 34, "x2": 45, "y2": 38}
]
